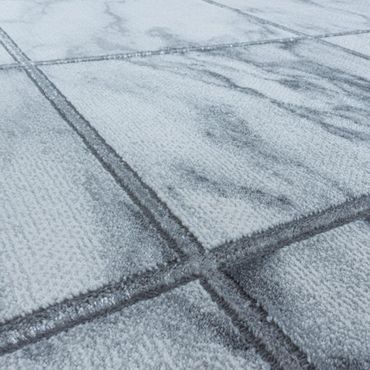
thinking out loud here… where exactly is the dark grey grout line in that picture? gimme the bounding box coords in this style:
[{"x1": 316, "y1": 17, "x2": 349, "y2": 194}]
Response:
[
  {"x1": 317, "y1": 37, "x2": 370, "y2": 61},
  {"x1": 319, "y1": 28, "x2": 370, "y2": 38},
  {"x1": 218, "y1": 271, "x2": 314, "y2": 369},
  {"x1": 32, "y1": 36, "x2": 304, "y2": 66},
  {"x1": 1, "y1": 194, "x2": 369, "y2": 357},
  {"x1": 0, "y1": 261, "x2": 198, "y2": 356},
  {"x1": 201, "y1": 278, "x2": 299, "y2": 370},
  {"x1": 1, "y1": 27, "x2": 370, "y2": 72},
  {"x1": 199, "y1": 0, "x2": 370, "y2": 61},
  {"x1": 293, "y1": 26, "x2": 370, "y2": 61},
  {"x1": 199, "y1": 278, "x2": 282, "y2": 370},
  {"x1": 212, "y1": 194, "x2": 370, "y2": 268},
  {"x1": 200, "y1": 0, "x2": 303, "y2": 36},
  {"x1": 0, "y1": 62, "x2": 21, "y2": 70},
  {"x1": 201, "y1": 275, "x2": 313, "y2": 370},
  {"x1": 0, "y1": 26, "x2": 204, "y2": 260},
  {"x1": 1, "y1": 37, "x2": 301, "y2": 71},
  {"x1": 33, "y1": 28, "x2": 370, "y2": 67},
  {"x1": 202, "y1": 196, "x2": 370, "y2": 369},
  {"x1": 203, "y1": 195, "x2": 370, "y2": 368},
  {"x1": 1, "y1": 16, "x2": 370, "y2": 364},
  {"x1": 0, "y1": 255, "x2": 178, "y2": 329}
]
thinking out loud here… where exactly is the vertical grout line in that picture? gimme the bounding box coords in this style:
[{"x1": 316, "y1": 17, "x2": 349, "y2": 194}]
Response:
[
  {"x1": 200, "y1": 0, "x2": 303, "y2": 35},
  {"x1": 0, "y1": 195, "x2": 368, "y2": 357},
  {"x1": 1, "y1": 7, "x2": 369, "y2": 366},
  {"x1": 199, "y1": 277, "x2": 284, "y2": 370},
  {"x1": 0, "y1": 26, "x2": 204, "y2": 260},
  {"x1": 1, "y1": 29, "x2": 370, "y2": 71},
  {"x1": 199, "y1": 0, "x2": 370, "y2": 61},
  {"x1": 200, "y1": 275, "x2": 316, "y2": 370}
]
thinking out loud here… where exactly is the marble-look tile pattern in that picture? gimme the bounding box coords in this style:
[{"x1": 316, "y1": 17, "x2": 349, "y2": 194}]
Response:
[
  {"x1": 230, "y1": 220, "x2": 370, "y2": 370},
  {"x1": 0, "y1": 281, "x2": 270, "y2": 370},
  {"x1": 0, "y1": 69, "x2": 171, "y2": 322},
  {"x1": 42, "y1": 39, "x2": 370, "y2": 249},
  {"x1": 214, "y1": 0, "x2": 370, "y2": 35},
  {"x1": 0, "y1": 0, "x2": 293, "y2": 61},
  {"x1": 326, "y1": 32, "x2": 370, "y2": 57},
  {"x1": 0, "y1": 43, "x2": 13, "y2": 63}
]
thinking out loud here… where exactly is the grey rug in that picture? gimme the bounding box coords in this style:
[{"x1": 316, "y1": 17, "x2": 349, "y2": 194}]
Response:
[{"x1": 0, "y1": 1, "x2": 370, "y2": 369}]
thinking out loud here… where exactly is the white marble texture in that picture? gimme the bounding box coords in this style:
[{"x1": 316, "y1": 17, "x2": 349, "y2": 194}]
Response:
[
  {"x1": 231, "y1": 220, "x2": 370, "y2": 370},
  {"x1": 0, "y1": 43, "x2": 13, "y2": 63},
  {"x1": 0, "y1": 0, "x2": 293, "y2": 61},
  {"x1": 0, "y1": 69, "x2": 171, "y2": 322},
  {"x1": 326, "y1": 32, "x2": 370, "y2": 57},
  {"x1": 214, "y1": 0, "x2": 370, "y2": 35},
  {"x1": 42, "y1": 39, "x2": 370, "y2": 249},
  {"x1": 0, "y1": 281, "x2": 270, "y2": 370}
]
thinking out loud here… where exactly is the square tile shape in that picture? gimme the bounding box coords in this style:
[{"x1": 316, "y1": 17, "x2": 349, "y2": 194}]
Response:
[
  {"x1": 212, "y1": 0, "x2": 370, "y2": 35},
  {"x1": 230, "y1": 220, "x2": 370, "y2": 369},
  {"x1": 0, "y1": 0, "x2": 293, "y2": 61},
  {"x1": 0, "y1": 281, "x2": 270, "y2": 369},
  {"x1": 42, "y1": 40, "x2": 370, "y2": 249},
  {"x1": 0, "y1": 69, "x2": 173, "y2": 322}
]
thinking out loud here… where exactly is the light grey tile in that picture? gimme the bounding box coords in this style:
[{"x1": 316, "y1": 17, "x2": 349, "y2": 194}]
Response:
[
  {"x1": 0, "y1": 43, "x2": 13, "y2": 63},
  {"x1": 0, "y1": 281, "x2": 270, "y2": 370},
  {"x1": 0, "y1": 0, "x2": 293, "y2": 61},
  {"x1": 230, "y1": 220, "x2": 370, "y2": 369},
  {"x1": 213, "y1": 0, "x2": 370, "y2": 35},
  {"x1": 0, "y1": 70, "x2": 172, "y2": 322},
  {"x1": 326, "y1": 32, "x2": 370, "y2": 57},
  {"x1": 42, "y1": 40, "x2": 370, "y2": 249}
]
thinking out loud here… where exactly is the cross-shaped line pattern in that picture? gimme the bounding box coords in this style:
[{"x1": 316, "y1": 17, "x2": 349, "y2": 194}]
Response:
[{"x1": 1, "y1": 1, "x2": 370, "y2": 369}]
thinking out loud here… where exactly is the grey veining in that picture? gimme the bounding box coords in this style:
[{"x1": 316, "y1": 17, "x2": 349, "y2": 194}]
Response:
[
  {"x1": 0, "y1": 0, "x2": 293, "y2": 61},
  {"x1": 213, "y1": 0, "x2": 370, "y2": 35},
  {"x1": 1, "y1": 1, "x2": 370, "y2": 366},
  {"x1": 230, "y1": 220, "x2": 370, "y2": 369},
  {"x1": 0, "y1": 69, "x2": 171, "y2": 322},
  {"x1": 0, "y1": 281, "x2": 270, "y2": 370},
  {"x1": 42, "y1": 39, "x2": 370, "y2": 249}
]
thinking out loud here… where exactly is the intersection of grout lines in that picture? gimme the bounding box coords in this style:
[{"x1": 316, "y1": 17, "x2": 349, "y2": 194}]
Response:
[
  {"x1": 1, "y1": 1, "x2": 370, "y2": 368},
  {"x1": 0, "y1": 66, "x2": 178, "y2": 323},
  {"x1": 0, "y1": 22, "x2": 290, "y2": 368},
  {"x1": 38, "y1": 37, "x2": 370, "y2": 249}
]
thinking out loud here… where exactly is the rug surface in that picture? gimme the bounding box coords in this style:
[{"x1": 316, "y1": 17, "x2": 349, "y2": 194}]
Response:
[{"x1": 0, "y1": 1, "x2": 370, "y2": 369}]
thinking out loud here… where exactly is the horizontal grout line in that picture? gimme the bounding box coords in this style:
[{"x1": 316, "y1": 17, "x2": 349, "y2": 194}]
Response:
[
  {"x1": 319, "y1": 28, "x2": 370, "y2": 38},
  {"x1": 1, "y1": 28, "x2": 370, "y2": 72},
  {"x1": 212, "y1": 194, "x2": 370, "y2": 267},
  {"x1": 22, "y1": 36, "x2": 307, "y2": 66},
  {"x1": 1, "y1": 194, "x2": 369, "y2": 356},
  {"x1": 316, "y1": 37, "x2": 370, "y2": 61},
  {"x1": 187, "y1": 5, "x2": 370, "y2": 353},
  {"x1": 0, "y1": 24, "x2": 206, "y2": 355},
  {"x1": 0, "y1": 253, "x2": 178, "y2": 328},
  {"x1": 0, "y1": 26, "x2": 204, "y2": 261},
  {"x1": 201, "y1": 273, "x2": 314, "y2": 370},
  {"x1": 0, "y1": 62, "x2": 21, "y2": 70},
  {"x1": 1, "y1": 18, "x2": 370, "y2": 363},
  {"x1": 200, "y1": 0, "x2": 370, "y2": 62},
  {"x1": 0, "y1": 261, "x2": 198, "y2": 356}
]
